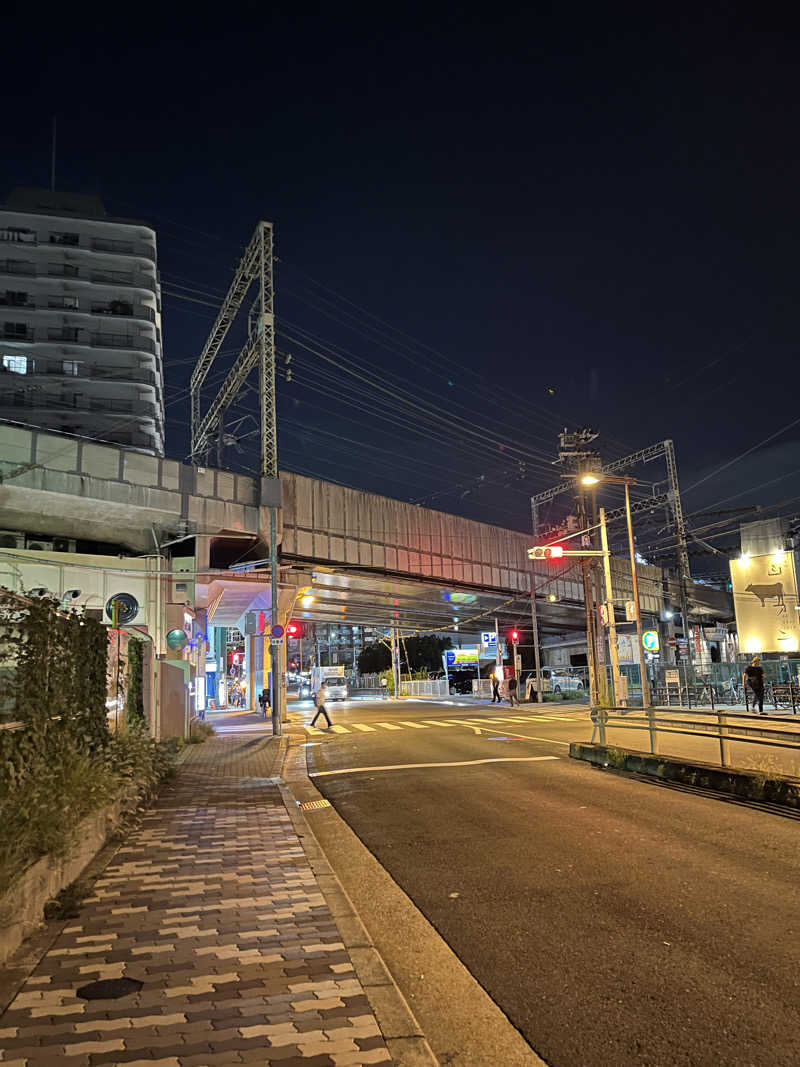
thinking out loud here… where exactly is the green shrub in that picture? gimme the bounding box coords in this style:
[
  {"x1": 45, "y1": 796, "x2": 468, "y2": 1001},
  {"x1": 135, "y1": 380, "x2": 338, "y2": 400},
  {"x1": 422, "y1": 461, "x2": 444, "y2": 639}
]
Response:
[
  {"x1": 187, "y1": 720, "x2": 215, "y2": 744},
  {"x1": 0, "y1": 725, "x2": 176, "y2": 895}
]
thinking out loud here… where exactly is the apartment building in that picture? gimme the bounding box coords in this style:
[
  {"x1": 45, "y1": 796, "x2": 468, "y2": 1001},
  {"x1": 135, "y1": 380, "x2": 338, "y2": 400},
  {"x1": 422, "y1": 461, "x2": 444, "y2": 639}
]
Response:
[{"x1": 0, "y1": 187, "x2": 164, "y2": 454}]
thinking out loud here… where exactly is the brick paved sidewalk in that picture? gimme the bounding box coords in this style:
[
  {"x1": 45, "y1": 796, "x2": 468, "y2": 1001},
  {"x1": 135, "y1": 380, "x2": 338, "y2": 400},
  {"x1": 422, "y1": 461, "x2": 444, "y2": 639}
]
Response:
[{"x1": 0, "y1": 735, "x2": 392, "y2": 1066}]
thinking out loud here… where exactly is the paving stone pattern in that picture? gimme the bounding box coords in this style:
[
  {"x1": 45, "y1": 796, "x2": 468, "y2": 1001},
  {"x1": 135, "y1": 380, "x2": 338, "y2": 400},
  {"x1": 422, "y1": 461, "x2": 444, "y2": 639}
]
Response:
[{"x1": 0, "y1": 735, "x2": 392, "y2": 1066}]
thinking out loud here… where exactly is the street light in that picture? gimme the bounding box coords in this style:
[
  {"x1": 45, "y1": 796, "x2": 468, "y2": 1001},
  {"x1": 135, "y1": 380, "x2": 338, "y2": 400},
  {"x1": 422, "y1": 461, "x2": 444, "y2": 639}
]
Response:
[{"x1": 576, "y1": 473, "x2": 651, "y2": 709}]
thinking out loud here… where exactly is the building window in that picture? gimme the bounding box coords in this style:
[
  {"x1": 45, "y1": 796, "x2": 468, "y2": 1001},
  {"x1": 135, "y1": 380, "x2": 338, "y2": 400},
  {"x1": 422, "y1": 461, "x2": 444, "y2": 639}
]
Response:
[
  {"x1": 3, "y1": 322, "x2": 28, "y2": 339},
  {"x1": 1, "y1": 354, "x2": 27, "y2": 374},
  {"x1": 49, "y1": 232, "x2": 79, "y2": 246},
  {"x1": 49, "y1": 295, "x2": 79, "y2": 309},
  {"x1": 2, "y1": 291, "x2": 30, "y2": 307},
  {"x1": 62, "y1": 360, "x2": 80, "y2": 375}
]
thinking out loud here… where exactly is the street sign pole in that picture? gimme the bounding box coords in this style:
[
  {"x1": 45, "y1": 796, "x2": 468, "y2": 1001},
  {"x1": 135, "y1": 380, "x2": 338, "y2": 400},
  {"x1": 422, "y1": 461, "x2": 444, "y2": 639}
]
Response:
[
  {"x1": 529, "y1": 580, "x2": 543, "y2": 704},
  {"x1": 269, "y1": 507, "x2": 281, "y2": 737}
]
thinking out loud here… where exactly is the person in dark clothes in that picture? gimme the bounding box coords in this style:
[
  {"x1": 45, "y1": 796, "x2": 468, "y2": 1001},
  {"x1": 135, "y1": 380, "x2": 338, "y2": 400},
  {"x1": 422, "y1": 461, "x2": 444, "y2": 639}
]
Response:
[
  {"x1": 743, "y1": 655, "x2": 766, "y2": 714},
  {"x1": 311, "y1": 681, "x2": 332, "y2": 728},
  {"x1": 508, "y1": 675, "x2": 519, "y2": 706},
  {"x1": 491, "y1": 669, "x2": 502, "y2": 704}
]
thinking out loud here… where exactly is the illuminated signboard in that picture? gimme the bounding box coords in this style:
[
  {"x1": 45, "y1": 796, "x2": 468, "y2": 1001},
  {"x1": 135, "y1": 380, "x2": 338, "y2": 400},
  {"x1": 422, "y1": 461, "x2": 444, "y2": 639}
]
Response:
[
  {"x1": 445, "y1": 647, "x2": 481, "y2": 667},
  {"x1": 642, "y1": 630, "x2": 659, "y2": 652},
  {"x1": 730, "y1": 551, "x2": 799, "y2": 653}
]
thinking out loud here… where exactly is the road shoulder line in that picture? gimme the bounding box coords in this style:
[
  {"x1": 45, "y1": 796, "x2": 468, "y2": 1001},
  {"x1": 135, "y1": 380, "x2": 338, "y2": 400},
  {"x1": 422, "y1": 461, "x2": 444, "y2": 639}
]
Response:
[
  {"x1": 282, "y1": 739, "x2": 546, "y2": 1067},
  {"x1": 278, "y1": 748, "x2": 437, "y2": 1066}
]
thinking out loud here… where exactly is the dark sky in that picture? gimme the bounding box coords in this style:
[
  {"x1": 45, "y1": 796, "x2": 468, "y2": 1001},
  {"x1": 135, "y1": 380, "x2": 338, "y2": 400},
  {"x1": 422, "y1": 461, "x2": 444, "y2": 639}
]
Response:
[{"x1": 4, "y1": 4, "x2": 799, "y2": 563}]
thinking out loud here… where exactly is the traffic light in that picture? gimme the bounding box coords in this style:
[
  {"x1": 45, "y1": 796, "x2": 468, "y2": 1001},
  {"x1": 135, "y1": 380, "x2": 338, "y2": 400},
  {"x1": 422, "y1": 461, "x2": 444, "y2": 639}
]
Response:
[
  {"x1": 509, "y1": 629, "x2": 520, "y2": 645},
  {"x1": 287, "y1": 621, "x2": 302, "y2": 638},
  {"x1": 529, "y1": 545, "x2": 564, "y2": 560}
]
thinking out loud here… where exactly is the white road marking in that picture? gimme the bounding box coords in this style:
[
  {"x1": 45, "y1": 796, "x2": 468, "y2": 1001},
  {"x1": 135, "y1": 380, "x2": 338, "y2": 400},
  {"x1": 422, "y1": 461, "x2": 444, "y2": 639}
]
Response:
[
  {"x1": 310, "y1": 755, "x2": 560, "y2": 777},
  {"x1": 420, "y1": 719, "x2": 459, "y2": 727},
  {"x1": 329, "y1": 724, "x2": 350, "y2": 734},
  {"x1": 305, "y1": 726, "x2": 325, "y2": 735},
  {"x1": 399, "y1": 721, "x2": 428, "y2": 728},
  {"x1": 351, "y1": 723, "x2": 376, "y2": 732},
  {"x1": 374, "y1": 722, "x2": 403, "y2": 730}
]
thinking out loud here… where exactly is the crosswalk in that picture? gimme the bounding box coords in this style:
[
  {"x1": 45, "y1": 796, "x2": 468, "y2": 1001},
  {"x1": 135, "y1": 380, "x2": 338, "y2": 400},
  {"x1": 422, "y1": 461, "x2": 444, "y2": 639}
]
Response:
[{"x1": 299, "y1": 713, "x2": 584, "y2": 737}]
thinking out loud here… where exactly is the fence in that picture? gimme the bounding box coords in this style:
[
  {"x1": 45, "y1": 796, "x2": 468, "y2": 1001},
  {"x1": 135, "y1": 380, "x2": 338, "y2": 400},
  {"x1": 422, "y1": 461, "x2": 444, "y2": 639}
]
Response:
[
  {"x1": 399, "y1": 679, "x2": 448, "y2": 698},
  {"x1": 592, "y1": 706, "x2": 800, "y2": 778}
]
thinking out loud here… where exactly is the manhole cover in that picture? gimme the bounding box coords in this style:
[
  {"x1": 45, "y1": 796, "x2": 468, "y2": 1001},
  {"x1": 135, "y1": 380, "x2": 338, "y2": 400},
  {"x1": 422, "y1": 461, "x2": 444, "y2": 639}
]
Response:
[
  {"x1": 300, "y1": 799, "x2": 331, "y2": 811},
  {"x1": 77, "y1": 977, "x2": 143, "y2": 1001}
]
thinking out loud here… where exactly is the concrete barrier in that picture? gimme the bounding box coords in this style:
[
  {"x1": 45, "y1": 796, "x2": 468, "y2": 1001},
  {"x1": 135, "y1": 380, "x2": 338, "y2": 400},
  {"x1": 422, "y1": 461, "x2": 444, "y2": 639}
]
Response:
[
  {"x1": 0, "y1": 800, "x2": 123, "y2": 966},
  {"x1": 570, "y1": 742, "x2": 800, "y2": 811}
]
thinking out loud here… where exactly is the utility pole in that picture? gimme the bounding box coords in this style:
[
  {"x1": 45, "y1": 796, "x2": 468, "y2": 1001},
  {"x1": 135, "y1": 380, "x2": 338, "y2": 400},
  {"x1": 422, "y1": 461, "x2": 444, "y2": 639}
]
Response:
[
  {"x1": 269, "y1": 507, "x2": 281, "y2": 736},
  {"x1": 599, "y1": 508, "x2": 624, "y2": 705},
  {"x1": 529, "y1": 498, "x2": 545, "y2": 703},
  {"x1": 624, "y1": 481, "x2": 651, "y2": 708}
]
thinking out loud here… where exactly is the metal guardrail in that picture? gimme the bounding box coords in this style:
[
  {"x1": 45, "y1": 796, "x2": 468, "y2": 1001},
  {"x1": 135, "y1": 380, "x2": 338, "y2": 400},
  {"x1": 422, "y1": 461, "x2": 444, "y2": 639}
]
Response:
[
  {"x1": 400, "y1": 679, "x2": 448, "y2": 697},
  {"x1": 591, "y1": 706, "x2": 800, "y2": 769}
]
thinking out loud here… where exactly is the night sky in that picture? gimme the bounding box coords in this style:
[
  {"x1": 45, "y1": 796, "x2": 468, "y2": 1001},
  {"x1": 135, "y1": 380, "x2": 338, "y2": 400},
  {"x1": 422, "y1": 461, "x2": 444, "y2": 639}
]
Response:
[{"x1": 4, "y1": 5, "x2": 799, "y2": 566}]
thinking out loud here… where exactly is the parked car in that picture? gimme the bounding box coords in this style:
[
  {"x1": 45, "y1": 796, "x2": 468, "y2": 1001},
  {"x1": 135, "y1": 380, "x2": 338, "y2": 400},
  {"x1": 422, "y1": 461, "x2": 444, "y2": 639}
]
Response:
[{"x1": 524, "y1": 669, "x2": 584, "y2": 699}]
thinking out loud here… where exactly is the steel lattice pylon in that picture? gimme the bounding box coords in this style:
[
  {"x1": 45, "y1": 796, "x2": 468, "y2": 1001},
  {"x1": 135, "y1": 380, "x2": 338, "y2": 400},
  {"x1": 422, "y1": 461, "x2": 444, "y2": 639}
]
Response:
[{"x1": 190, "y1": 221, "x2": 276, "y2": 477}]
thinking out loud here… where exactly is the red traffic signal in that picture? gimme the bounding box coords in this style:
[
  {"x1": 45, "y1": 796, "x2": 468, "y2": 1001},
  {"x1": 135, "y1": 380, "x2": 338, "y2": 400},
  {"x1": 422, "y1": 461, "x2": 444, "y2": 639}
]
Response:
[
  {"x1": 287, "y1": 621, "x2": 301, "y2": 637},
  {"x1": 529, "y1": 545, "x2": 565, "y2": 560},
  {"x1": 509, "y1": 629, "x2": 520, "y2": 645}
]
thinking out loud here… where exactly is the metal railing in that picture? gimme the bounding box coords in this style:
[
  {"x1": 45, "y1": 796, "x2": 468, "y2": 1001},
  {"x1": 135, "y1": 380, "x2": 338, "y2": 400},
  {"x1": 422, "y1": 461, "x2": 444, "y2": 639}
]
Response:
[
  {"x1": 400, "y1": 679, "x2": 448, "y2": 697},
  {"x1": 592, "y1": 706, "x2": 800, "y2": 770}
]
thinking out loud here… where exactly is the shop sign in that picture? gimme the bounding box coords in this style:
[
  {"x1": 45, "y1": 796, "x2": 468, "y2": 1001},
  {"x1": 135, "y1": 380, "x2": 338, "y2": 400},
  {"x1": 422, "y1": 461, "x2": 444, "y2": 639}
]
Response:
[
  {"x1": 642, "y1": 630, "x2": 659, "y2": 652},
  {"x1": 730, "y1": 551, "x2": 800, "y2": 654},
  {"x1": 446, "y1": 646, "x2": 480, "y2": 666}
]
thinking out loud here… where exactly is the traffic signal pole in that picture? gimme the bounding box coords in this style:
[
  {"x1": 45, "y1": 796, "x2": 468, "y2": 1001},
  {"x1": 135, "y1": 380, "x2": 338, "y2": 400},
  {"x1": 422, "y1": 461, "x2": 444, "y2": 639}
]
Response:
[
  {"x1": 529, "y1": 579, "x2": 544, "y2": 704},
  {"x1": 599, "y1": 508, "x2": 624, "y2": 706}
]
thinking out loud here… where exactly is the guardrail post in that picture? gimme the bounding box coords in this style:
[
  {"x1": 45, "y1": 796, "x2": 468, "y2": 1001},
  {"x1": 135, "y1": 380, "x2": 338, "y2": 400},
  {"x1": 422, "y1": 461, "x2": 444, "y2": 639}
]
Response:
[
  {"x1": 709, "y1": 684, "x2": 715, "y2": 713},
  {"x1": 791, "y1": 682, "x2": 797, "y2": 715},
  {"x1": 716, "y1": 709, "x2": 729, "y2": 766},
  {"x1": 647, "y1": 707, "x2": 657, "y2": 755}
]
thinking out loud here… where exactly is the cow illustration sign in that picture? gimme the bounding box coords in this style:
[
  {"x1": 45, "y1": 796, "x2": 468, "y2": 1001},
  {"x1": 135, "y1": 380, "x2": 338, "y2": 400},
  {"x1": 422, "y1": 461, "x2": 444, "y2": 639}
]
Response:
[{"x1": 730, "y1": 551, "x2": 799, "y2": 654}]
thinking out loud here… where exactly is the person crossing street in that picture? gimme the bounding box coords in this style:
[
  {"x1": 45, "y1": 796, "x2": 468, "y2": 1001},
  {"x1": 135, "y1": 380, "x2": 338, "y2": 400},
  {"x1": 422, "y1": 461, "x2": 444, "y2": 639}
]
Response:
[{"x1": 311, "y1": 680, "x2": 332, "y2": 729}]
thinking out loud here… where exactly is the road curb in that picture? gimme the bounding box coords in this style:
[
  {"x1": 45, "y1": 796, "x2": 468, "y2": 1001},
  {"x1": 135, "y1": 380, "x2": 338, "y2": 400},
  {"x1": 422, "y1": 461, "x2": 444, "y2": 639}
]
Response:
[
  {"x1": 277, "y1": 749, "x2": 438, "y2": 1066},
  {"x1": 570, "y1": 741, "x2": 800, "y2": 809},
  {"x1": 280, "y1": 735, "x2": 545, "y2": 1066}
]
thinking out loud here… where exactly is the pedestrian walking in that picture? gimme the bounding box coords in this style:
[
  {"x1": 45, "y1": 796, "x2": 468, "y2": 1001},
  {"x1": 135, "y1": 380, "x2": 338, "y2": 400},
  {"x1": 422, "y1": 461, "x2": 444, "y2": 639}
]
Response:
[
  {"x1": 743, "y1": 655, "x2": 766, "y2": 714},
  {"x1": 491, "y1": 670, "x2": 502, "y2": 704},
  {"x1": 380, "y1": 675, "x2": 388, "y2": 699},
  {"x1": 311, "y1": 681, "x2": 332, "y2": 728},
  {"x1": 508, "y1": 675, "x2": 519, "y2": 706},
  {"x1": 258, "y1": 689, "x2": 270, "y2": 717}
]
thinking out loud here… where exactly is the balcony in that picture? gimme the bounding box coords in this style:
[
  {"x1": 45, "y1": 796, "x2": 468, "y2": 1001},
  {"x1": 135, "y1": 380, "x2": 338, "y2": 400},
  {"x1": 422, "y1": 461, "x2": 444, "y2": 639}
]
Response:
[
  {"x1": 91, "y1": 238, "x2": 156, "y2": 262},
  {"x1": 2, "y1": 324, "x2": 34, "y2": 342},
  {"x1": 0, "y1": 392, "x2": 159, "y2": 421},
  {"x1": 90, "y1": 332, "x2": 155, "y2": 354},
  {"x1": 0, "y1": 294, "x2": 34, "y2": 309},
  {"x1": 48, "y1": 263, "x2": 80, "y2": 278},
  {"x1": 91, "y1": 268, "x2": 156, "y2": 291},
  {"x1": 91, "y1": 301, "x2": 156, "y2": 323},
  {"x1": 0, "y1": 259, "x2": 35, "y2": 277},
  {"x1": 0, "y1": 357, "x2": 159, "y2": 388},
  {"x1": 43, "y1": 326, "x2": 156, "y2": 354},
  {"x1": 0, "y1": 228, "x2": 37, "y2": 245}
]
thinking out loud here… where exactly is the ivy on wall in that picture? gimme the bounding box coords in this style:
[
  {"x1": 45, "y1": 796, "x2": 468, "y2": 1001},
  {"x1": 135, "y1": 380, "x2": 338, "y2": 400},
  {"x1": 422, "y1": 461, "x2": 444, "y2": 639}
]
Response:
[
  {"x1": 126, "y1": 639, "x2": 145, "y2": 726},
  {"x1": 0, "y1": 590, "x2": 110, "y2": 785}
]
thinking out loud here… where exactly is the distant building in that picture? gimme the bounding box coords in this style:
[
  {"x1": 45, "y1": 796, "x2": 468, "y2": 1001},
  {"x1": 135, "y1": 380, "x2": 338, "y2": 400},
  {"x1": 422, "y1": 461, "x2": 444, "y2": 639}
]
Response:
[{"x1": 0, "y1": 187, "x2": 164, "y2": 454}]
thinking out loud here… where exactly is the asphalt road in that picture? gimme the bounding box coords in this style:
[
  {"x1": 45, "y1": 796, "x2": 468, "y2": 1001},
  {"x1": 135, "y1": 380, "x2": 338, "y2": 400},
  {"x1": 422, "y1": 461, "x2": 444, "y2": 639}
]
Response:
[{"x1": 298, "y1": 697, "x2": 800, "y2": 1067}]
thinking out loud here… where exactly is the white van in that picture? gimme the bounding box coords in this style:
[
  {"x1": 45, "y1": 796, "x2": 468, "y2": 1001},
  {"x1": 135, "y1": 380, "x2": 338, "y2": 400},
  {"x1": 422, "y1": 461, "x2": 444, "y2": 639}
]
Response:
[
  {"x1": 310, "y1": 666, "x2": 348, "y2": 702},
  {"x1": 525, "y1": 669, "x2": 584, "y2": 699}
]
